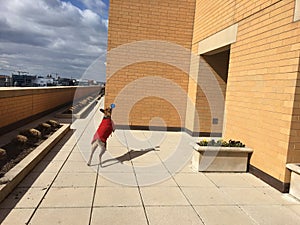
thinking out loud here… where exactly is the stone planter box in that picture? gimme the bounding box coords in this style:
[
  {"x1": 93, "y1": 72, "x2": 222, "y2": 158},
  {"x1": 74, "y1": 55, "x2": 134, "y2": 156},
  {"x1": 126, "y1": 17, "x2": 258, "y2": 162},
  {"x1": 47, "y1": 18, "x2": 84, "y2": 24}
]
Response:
[
  {"x1": 56, "y1": 96, "x2": 99, "y2": 119},
  {"x1": 286, "y1": 163, "x2": 300, "y2": 200},
  {"x1": 192, "y1": 144, "x2": 253, "y2": 172},
  {"x1": 0, "y1": 124, "x2": 70, "y2": 203}
]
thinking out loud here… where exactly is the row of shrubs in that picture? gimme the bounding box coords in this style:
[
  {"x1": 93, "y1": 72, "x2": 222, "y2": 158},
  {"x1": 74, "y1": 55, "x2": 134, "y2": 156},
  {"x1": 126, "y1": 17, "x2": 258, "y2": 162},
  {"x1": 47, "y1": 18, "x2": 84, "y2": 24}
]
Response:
[
  {"x1": 64, "y1": 94, "x2": 98, "y2": 114},
  {"x1": 198, "y1": 139, "x2": 245, "y2": 147},
  {"x1": 0, "y1": 120, "x2": 61, "y2": 164}
]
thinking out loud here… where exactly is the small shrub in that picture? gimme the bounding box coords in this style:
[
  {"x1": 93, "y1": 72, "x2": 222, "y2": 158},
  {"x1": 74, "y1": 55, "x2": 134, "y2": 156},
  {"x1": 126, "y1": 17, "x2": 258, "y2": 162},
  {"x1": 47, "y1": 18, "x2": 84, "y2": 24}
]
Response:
[
  {"x1": 46, "y1": 120, "x2": 60, "y2": 129},
  {"x1": 12, "y1": 135, "x2": 28, "y2": 146},
  {"x1": 37, "y1": 123, "x2": 52, "y2": 136},
  {"x1": 12, "y1": 134, "x2": 28, "y2": 145},
  {"x1": 20, "y1": 128, "x2": 41, "y2": 142},
  {"x1": 65, "y1": 107, "x2": 74, "y2": 114},
  {"x1": 0, "y1": 148, "x2": 6, "y2": 159},
  {"x1": 80, "y1": 100, "x2": 88, "y2": 105},
  {"x1": 228, "y1": 139, "x2": 245, "y2": 147},
  {"x1": 198, "y1": 139, "x2": 245, "y2": 147}
]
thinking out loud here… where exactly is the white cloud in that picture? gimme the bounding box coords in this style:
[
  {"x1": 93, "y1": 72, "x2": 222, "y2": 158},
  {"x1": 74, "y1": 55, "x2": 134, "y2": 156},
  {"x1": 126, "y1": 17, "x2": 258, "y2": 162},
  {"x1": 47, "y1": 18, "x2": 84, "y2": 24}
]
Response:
[
  {"x1": 0, "y1": 0, "x2": 108, "y2": 81},
  {"x1": 79, "y1": 0, "x2": 107, "y2": 16}
]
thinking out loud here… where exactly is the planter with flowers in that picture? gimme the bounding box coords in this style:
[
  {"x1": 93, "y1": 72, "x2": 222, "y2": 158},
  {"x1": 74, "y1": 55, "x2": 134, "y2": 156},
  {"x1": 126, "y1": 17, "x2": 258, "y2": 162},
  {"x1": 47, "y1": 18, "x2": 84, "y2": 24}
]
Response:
[{"x1": 192, "y1": 139, "x2": 253, "y2": 172}]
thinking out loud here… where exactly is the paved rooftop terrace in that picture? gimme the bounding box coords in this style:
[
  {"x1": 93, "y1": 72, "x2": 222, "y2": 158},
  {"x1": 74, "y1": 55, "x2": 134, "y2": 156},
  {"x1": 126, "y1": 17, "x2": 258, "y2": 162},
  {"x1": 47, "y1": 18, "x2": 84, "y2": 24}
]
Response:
[{"x1": 0, "y1": 99, "x2": 300, "y2": 225}]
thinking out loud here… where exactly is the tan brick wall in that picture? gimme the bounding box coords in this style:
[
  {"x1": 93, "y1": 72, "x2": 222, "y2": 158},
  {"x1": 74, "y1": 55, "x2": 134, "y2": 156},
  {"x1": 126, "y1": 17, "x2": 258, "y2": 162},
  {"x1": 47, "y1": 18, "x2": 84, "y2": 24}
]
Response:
[
  {"x1": 107, "y1": 61, "x2": 189, "y2": 127},
  {"x1": 129, "y1": 97, "x2": 181, "y2": 128},
  {"x1": 225, "y1": 0, "x2": 299, "y2": 183},
  {"x1": 0, "y1": 86, "x2": 100, "y2": 129},
  {"x1": 106, "y1": 0, "x2": 195, "y2": 128},
  {"x1": 191, "y1": 0, "x2": 300, "y2": 183},
  {"x1": 193, "y1": 0, "x2": 236, "y2": 44},
  {"x1": 193, "y1": 0, "x2": 275, "y2": 45}
]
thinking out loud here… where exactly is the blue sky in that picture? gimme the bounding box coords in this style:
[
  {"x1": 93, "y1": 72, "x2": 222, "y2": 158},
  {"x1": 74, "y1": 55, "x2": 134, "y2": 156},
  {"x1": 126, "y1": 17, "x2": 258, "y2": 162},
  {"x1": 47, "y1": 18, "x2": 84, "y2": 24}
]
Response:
[{"x1": 0, "y1": 0, "x2": 110, "y2": 82}]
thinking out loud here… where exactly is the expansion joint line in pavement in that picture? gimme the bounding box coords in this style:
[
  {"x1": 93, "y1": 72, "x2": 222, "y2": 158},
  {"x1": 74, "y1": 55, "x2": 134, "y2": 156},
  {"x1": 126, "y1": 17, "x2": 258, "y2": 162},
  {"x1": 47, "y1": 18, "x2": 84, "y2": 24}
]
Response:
[
  {"x1": 88, "y1": 163, "x2": 100, "y2": 225},
  {"x1": 26, "y1": 98, "x2": 104, "y2": 224},
  {"x1": 124, "y1": 130, "x2": 151, "y2": 225},
  {"x1": 70, "y1": 97, "x2": 103, "y2": 225},
  {"x1": 25, "y1": 136, "x2": 79, "y2": 225},
  {"x1": 142, "y1": 132, "x2": 206, "y2": 225}
]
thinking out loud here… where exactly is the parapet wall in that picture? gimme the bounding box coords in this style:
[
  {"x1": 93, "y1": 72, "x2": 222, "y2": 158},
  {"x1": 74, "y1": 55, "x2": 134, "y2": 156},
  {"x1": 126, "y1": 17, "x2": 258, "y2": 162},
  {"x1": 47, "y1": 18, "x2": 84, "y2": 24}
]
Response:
[{"x1": 0, "y1": 86, "x2": 100, "y2": 133}]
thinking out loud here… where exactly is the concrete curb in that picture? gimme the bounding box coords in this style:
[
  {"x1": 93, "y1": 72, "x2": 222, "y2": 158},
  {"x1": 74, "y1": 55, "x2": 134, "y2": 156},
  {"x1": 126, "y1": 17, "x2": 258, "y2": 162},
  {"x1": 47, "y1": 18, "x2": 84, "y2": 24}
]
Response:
[
  {"x1": 55, "y1": 96, "x2": 99, "y2": 119},
  {"x1": 74, "y1": 96, "x2": 99, "y2": 119},
  {"x1": 0, "y1": 123, "x2": 70, "y2": 203}
]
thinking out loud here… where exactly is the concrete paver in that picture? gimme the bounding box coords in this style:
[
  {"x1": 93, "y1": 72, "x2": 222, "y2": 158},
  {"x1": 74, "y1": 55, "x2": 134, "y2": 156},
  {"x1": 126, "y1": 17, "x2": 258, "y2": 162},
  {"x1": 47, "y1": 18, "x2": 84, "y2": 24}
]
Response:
[
  {"x1": 97, "y1": 172, "x2": 137, "y2": 187},
  {"x1": 91, "y1": 207, "x2": 148, "y2": 225},
  {"x1": 288, "y1": 205, "x2": 300, "y2": 217},
  {"x1": 146, "y1": 206, "x2": 204, "y2": 225},
  {"x1": 240, "y1": 173, "x2": 270, "y2": 187},
  {"x1": 29, "y1": 207, "x2": 90, "y2": 225},
  {"x1": 140, "y1": 187, "x2": 190, "y2": 206},
  {"x1": 241, "y1": 205, "x2": 300, "y2": 225},
  {"x1": 94, "y1": 187, "x2": 142, "y2": 207},
  {"x1": 220, "y1": 187, "x2": 279, "y2": 205},
  {"x1": 174, "y1": 173, "x2": 216, "y2": 187},
  {"x1": 0, "y1": 209, "x2": 34, "y2": 225},
  {"x1": 260, "y1": 187, "x2": 300, "y2": 205},
  {"x1": 135, "y1": 172, "x2": 175, "y2": 187},
  {"x1": 0, "y1": 187, "x2": 47, "y2": 209},
  {"x1": 68, "y1": 151, "x2": 87, "y2": 161},
  {"x1": 194, "y1": 205, "x2": 256, "y2": 225},
  {"x1": 39, "y1": 187, "x2": 94, "y2": 208},
  {"x1": 42, "y1": 149, "x2": 71, "y2": 161},
  {"x1": 133, "y1": 163, "x2": 168, "y2": 174},
  {"x1": 52, "y1": 172, "x2": 96, "y2": 187},
  {"x1": 205, "y1": 173, "x2": 254, "y2": 187},
  {"x1": 1, "y1": 98, "x2": 300, "y2": 224},
  {"x1": 98, "y1": 162, "x2": 134, "y2": 173},
  {"x1": 181, "y1": 187, "x2": 235, "y2": 206},
  {"x1": 18, "y1": 172, "x2": 57, "y2": 188},
  {"x1": 32, "y1": 160, "x2": 65, "y2": 173},
  {"x1": 59, "y1": 161, "x2": 96, "y2": 173}
]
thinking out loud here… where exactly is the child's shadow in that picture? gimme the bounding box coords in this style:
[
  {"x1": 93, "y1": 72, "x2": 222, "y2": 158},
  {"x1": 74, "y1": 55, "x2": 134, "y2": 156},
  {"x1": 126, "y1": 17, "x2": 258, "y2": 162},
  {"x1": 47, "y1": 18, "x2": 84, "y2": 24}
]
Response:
[{"x1": 101, "y1": 147, "x2": 159, "y2": 167}]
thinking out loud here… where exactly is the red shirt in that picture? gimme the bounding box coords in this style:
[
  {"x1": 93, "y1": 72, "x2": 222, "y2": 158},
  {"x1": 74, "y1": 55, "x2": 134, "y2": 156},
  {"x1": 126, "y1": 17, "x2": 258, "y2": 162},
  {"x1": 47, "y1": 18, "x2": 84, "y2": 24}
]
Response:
[{"x1": 92, "y1": 118, "x2": 114, "y2": 143}]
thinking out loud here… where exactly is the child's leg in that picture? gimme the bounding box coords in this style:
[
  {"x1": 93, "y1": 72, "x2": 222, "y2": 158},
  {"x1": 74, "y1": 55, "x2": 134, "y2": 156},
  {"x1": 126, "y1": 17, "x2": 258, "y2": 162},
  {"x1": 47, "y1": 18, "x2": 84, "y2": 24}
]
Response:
[
  {"x1": 98, "y1": 141, "x2": 106, "y2": 167},
  {"x1": 87, "y1": 141, "x2": 98, "y2": 166}
]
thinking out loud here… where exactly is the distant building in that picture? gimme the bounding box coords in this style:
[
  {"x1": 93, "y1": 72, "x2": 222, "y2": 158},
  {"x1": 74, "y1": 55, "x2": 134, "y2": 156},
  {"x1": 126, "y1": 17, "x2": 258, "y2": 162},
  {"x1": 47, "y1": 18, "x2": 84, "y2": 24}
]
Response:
[
  {"x1": 12, "y1": 74, "x2": 36, "y2": 87},
  {"x1": 57, "y1": 77, "x2": 78, "y2": 86},
  {"x1": 77, "y1": 79, "x2": 89, "y2": 86},
  {"x1": 32, "y1": 76, "x2": 54, "y2": 86},
  {"x1": 0, "y1": 75, "x2": 12, "y2": 87}
]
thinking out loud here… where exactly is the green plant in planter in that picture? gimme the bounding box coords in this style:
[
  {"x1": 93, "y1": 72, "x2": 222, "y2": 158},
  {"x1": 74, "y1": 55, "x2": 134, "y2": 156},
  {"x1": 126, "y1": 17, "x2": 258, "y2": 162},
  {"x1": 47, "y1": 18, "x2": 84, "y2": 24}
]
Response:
[
  {"x1": 227, "y1": 139, "x2": 245, "y2": 147},
  {"x1": 199, "y1": 139, "x2": 208, "y2": 146},
  {"x1": 198, "y1": 139, "x2": 245, "y2": 147}
]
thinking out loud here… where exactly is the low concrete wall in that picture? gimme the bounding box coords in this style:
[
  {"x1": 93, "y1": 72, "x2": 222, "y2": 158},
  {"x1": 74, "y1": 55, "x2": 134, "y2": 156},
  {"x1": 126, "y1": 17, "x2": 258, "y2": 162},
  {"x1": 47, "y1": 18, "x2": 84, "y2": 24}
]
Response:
[{"x1": 0, "y1": 86, "x2": 100, "y2": 132}]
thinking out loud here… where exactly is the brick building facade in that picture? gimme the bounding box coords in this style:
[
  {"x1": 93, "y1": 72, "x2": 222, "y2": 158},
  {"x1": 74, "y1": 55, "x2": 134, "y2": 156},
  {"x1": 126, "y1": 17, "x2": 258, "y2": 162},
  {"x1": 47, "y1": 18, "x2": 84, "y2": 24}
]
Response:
[{"x1": 106, "y1": 0, "x2": 300, "y2": 191}]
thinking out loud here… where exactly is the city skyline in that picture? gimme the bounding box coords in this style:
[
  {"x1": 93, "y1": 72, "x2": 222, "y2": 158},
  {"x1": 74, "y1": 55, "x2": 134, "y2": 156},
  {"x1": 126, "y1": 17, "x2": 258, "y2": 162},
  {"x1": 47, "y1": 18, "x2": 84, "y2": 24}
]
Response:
[{"x1": 0, "y1": 0, "x2": 109, "y2": 82}]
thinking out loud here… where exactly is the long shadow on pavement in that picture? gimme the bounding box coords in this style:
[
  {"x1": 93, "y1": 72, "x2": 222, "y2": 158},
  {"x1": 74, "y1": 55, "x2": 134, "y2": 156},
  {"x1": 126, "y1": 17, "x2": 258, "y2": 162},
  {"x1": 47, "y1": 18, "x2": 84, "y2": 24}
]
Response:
[{"x1": 101, "y1": 147, "x2": 159, "y2": 167}]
